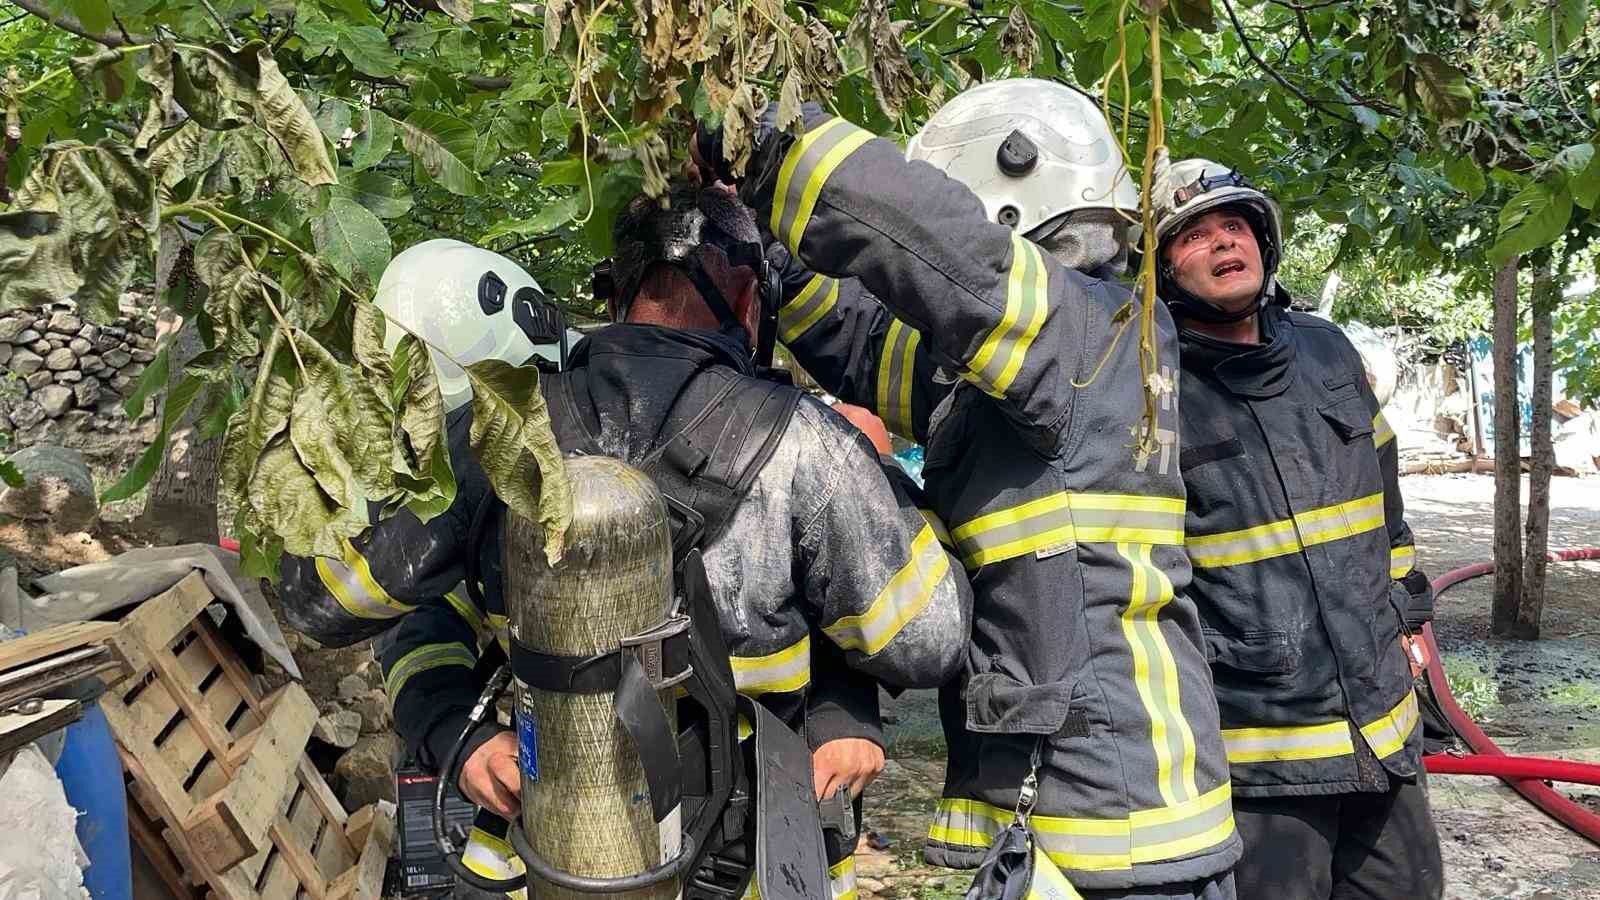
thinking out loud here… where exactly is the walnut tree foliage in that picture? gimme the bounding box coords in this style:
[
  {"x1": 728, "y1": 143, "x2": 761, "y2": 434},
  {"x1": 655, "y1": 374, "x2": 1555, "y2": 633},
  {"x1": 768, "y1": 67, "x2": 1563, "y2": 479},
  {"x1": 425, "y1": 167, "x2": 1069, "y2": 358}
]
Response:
[{"x1": 0, "y1": 0, "x2": 1595, "y2": 573}]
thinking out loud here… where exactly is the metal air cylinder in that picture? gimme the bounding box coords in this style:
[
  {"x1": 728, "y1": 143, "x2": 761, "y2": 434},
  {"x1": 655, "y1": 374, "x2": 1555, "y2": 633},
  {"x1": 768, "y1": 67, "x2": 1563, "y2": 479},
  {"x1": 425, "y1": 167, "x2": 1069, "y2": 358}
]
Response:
[{"x1": 502, "y1": 455, "x2": 679, "y2": 899}]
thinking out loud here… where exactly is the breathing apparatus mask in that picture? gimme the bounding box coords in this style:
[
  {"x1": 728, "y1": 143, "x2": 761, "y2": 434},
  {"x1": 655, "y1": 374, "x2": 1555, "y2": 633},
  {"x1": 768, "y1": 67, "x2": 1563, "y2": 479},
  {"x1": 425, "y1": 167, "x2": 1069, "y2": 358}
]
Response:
[{"x1": 593, "y1": 187, "x2": 784, "y2": 369}]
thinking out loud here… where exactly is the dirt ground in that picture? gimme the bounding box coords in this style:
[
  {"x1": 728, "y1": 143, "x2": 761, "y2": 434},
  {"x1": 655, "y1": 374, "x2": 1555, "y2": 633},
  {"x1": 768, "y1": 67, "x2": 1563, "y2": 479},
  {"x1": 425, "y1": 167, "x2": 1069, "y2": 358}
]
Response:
[{"x1": 860, "y1": 473, "x2": 1600, "y2": 900}]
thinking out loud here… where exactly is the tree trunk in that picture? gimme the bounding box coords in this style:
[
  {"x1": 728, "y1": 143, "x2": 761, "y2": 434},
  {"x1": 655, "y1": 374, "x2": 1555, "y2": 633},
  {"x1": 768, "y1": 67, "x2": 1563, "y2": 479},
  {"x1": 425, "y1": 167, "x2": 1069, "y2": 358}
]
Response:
[
  {"x1": 139, "y1": 235, "x2": 222, "y2": 545},
  {"x1": 1517, "y1": 256, "x2": 1558, "y2": 640},
  {"x1": 1490, "y1": 255, "x2": 1523, "y2": 636}
]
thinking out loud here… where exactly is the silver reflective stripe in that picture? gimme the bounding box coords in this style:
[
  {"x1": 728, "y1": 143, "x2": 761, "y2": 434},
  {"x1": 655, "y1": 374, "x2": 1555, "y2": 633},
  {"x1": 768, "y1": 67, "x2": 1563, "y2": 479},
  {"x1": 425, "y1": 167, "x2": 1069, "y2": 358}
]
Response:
[
  {"x1": 877, "y1": 318, "x2": 920, "y2": 439},
  {"x1": 825, "y1": 525, "x2": 949, "y2": 655},
  {"x1": 1120, "y1": 542, "x2": 1199, "y2": 807},
  {"x1": 770, "y1": 118, "x2": 875, "y2": 251},
  {"x1": 1359, "y1": 690, "x2": 1419, "y2": 759},
  {"x1": 962, "y1": 234, "x2": 1047, "y2": 398},
  {"x1": 779, "y1": 274, "x2": 840, "y2": 343},
  {"x1": 385, "y1": 641, "x2": 475, "y2": 702},
  {"x1": 729, "y1": 634, "x2": 811, "y2": 697},
  {"x1": 1221, "y1": 720, "x2": 1354, "y2": 764}
]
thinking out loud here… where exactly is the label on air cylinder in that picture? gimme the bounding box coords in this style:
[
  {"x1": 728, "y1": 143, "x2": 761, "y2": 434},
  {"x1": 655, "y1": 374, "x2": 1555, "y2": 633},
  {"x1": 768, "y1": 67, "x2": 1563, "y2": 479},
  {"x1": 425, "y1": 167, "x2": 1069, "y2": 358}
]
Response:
[{"x1": 516, "y1": 706, "x2": 540, "y2": 782}]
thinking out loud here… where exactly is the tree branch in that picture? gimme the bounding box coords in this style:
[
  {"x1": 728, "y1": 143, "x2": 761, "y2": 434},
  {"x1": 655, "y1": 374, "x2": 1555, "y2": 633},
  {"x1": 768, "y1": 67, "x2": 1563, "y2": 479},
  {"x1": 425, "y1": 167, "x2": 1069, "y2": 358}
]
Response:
[
  {"x1": 1219, "y1": 0, "x2": 1359, "y2": 125},
  {"x1": 8, "y1": 0, "x2": 152, "y2": 46},
  {"x1": 348, "y1": 71, "x2": 512, "y2": 91}
]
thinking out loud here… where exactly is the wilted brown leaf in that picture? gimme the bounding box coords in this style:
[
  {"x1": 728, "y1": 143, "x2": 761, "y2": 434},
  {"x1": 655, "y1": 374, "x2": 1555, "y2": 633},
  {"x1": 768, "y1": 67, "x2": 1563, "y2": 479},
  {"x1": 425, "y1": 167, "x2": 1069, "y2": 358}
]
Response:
[
  {"x1": 1000, "y1": 6, "x2": 1039, "y2": 73},
  {"x1": 721, "y1": 82, "x2": 760, "y2": 178}
]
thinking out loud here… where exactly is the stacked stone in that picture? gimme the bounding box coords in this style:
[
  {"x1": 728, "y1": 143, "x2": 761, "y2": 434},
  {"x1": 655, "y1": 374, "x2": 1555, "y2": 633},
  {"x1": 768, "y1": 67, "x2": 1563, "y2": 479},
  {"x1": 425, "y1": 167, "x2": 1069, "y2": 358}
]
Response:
[{"x1": 0, "y1": 301, "x2": 160, "y2": 435}]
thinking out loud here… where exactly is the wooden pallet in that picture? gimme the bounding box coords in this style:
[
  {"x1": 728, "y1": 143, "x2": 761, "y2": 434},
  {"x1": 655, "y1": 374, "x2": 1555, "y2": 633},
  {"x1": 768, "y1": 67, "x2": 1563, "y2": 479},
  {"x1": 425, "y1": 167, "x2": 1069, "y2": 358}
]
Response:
[{"x1": 97, "y1": 571, "x2": 393, "y2": 900}]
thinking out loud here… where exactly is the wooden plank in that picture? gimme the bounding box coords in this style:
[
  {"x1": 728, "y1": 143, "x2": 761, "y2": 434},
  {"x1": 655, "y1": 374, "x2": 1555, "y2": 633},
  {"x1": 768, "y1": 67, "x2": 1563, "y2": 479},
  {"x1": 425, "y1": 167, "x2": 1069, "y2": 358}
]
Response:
[
  {"x1": 195, "y1": 617, "x2": 266, "y2": 714},
  {"x1": 182, "y1": 684, "x2": 317, "y2": 872},
  {"x1": 235, "y1": 767, "x2": 299, "y2": 889},
  {"x1": 256, "y1": 851, "x2": 300, "y2": 900},
  {"x1": 0, "y1": 698, "x2": 81, "y2": 756},
  {"x1": 126, "y1": 788, "x2": 201, "y2": 900},
  {"x1": 122, "y1": 632, "x2": 214, "y2": 746},
  {"x1": 325, "y1": 805, "x2": 393, "y2": 900},
  {"x1": 312, "y1": 814, "x2": 353, "y2": 881},
  {"x1": 106, "y1": 702, "x2": 195, "y2": 826},
  {"x1": 148, "y1": 643, "x2": 235, "y2": 762},
  {"x1": 0, "y1": 621, "x2": 119, "y2": 673},
  {"x1": 109, "y1": 572, "x2": 216, "y2": 676},
  {"x1": 295, "y1": 760, "x2": 350, "y2": 831},
  {"x1": 273, "y1": 786, "x2": 329, "y2": 899}
]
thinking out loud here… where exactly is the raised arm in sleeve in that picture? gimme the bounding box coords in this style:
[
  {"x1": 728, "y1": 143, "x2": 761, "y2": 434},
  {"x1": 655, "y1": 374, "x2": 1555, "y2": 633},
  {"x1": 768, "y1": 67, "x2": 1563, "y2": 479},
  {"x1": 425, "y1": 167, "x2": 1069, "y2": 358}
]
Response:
[
  {"x1": 791, "y1": 400, "x2": 971, "y2": 689},
  {"x1": 769, "y1": 242, "x2": 953, "y2": 444},
  {"x1": 733, "y1": 104, "x2": 1098, "y2": 438},
  {"x1": 374, "y1": 589, "x2": 498, "y2": 774}
]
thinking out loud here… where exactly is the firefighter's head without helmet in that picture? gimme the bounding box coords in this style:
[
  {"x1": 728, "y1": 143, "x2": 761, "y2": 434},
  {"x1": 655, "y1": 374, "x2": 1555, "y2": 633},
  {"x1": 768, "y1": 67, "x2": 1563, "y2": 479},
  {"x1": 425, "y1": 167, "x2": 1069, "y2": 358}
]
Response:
[
  {"x1": 1151, "y1": 151, "x2": 1285, "y2": 325},
  {"x1": 904, "y1": 78, "x2": 1140, "y2": 272},
  {"x1": 373, "y1": 239, "x2": 553, "y2": 412}
]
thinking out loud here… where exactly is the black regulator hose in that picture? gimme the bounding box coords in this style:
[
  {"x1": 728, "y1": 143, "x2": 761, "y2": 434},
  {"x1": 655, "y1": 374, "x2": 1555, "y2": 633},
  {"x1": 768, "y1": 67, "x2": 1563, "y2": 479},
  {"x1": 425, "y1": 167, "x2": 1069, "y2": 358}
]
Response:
[{"x1": 434, "y1": 664, "x2": 528, "y2": 892}]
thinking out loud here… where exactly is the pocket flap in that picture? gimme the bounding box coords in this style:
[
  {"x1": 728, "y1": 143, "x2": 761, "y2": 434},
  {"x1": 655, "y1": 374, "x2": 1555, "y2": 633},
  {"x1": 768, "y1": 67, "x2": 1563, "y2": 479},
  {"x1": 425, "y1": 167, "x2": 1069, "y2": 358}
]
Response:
[
  {"x1": 1203, "y1": 628, "x2": 1296, "y2": 674},
  {"x1": 965, "y1": 672, "x2": 1078, "y2": 735},
  {"x1": 1318, "y1": 396, "x2": 1374, "y2": 442}
]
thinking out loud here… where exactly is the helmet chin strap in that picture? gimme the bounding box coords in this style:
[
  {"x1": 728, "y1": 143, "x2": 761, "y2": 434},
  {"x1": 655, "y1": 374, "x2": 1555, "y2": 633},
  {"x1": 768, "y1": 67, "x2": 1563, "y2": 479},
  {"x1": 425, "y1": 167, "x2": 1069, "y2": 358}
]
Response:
[{"x1": 1158, "y1": 265, "x2": 1271, "y2": 325}]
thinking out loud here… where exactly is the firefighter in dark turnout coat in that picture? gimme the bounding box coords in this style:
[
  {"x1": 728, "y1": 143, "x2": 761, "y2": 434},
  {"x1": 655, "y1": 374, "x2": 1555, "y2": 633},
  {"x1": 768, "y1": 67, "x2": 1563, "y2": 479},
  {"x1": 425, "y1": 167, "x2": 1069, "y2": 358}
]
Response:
[
  {"x1": 697, "y1": 82, "x2": 1240, "y2": 899},
  {"x1": 1150, "y1": 152, "x2": 1444, "y2": 899}
]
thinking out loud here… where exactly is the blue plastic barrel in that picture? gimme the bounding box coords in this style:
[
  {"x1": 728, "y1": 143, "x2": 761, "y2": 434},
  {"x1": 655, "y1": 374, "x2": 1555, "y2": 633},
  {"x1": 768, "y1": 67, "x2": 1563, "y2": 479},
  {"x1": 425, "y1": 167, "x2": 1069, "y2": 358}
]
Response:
[{"x1": 54, "y1": 703, "x2": 132, "y2": 900}]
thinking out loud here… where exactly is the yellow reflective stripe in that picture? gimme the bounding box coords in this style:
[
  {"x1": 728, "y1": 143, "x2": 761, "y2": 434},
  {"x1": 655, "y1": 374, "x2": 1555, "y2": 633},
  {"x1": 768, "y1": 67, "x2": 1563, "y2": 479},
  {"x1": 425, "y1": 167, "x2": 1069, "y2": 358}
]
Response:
[
  {"x1": 877, "y1": 318, "x2": 920, "y2": 439},
  {"x1": 770, "y1": 117, "x2": 875, "y2": 253},
  {"x1": 1221, "y1": 720, "x2": 1355, "y2": 764},
  {"x1": 1360, "y1": 690, "x2": 1419, "y2": 759},
  {"x1": 928, "y1": 783, "x2": 1235, "y2": 873},
  {"x1": 825, "y1": 525, "x2": 949, "y2": 656},
  {"x1": 384, "y1": 641, "x2": 475, "y2": 702},
  {"x1": 779, "y1": 273, "x2": 840, "y2": 344},
  {"x1": 962, "y1": 234, "x2": 1047, "y2": 398},
  {"x1": 1187, "y1": 492, "x2": 1387, "y2": 568},
  {"x1": 919, "y1": 508, "x2": 954, "y2": 549},
  {"x1": 1120, "y1": 542, "x2": 1199, "y2": 806},
  {"x1": 487, "y1": 612, "x2": 511, "y2": 655},
  {"x1": 1390, "y1": 544, "x2": 1417, "y2": 579},
  {"x1": 729, "y1": 634, "x2": 811, "y2": 697},
  {"x1": 1373, "y1": 411, "x2": 1395, "y2": 449},
  {"x1": 829, "y1": 855, "x2": 857, "y2": 900},
  {"x1": 445, "y1": 590, "x2": 483, "y2": 635},
  {"x1": 462, "y1": 825, "x2": 524, "y2": 880},
  {"x1": 315, "y1": 537, "x2": 417, "y2": 620},
  {"x1": 952, "y1": 492, "x2": 1186, "y2": 569}
]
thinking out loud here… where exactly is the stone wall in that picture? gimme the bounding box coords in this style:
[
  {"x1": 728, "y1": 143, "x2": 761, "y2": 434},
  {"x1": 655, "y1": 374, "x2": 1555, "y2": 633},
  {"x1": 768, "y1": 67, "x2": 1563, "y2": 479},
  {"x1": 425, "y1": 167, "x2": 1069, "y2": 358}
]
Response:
[{"x1": 0, "y1": 298, "x2": 161, "y2": 475}]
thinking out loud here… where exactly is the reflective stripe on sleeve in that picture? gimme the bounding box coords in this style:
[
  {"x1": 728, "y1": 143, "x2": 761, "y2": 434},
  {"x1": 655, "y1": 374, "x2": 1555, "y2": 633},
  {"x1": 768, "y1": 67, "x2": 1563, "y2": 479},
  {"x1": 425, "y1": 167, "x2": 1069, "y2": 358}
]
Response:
[
  {"x1": 1221, "y1": 720, "x2": 1355, "y2": 764},
  {"x1": 919, "y1": 508, "x2": 954, "y2": 550},
  {"x1": 824, "y1": 525, "x2": 949, "y2": 656},
  {"x1": 771, "y1": 118, "x2": 875, "y2": 253},
  {"x1": 445, "y1": 589, "x2": 484, "y2": 635},
  {"x1": 1389, "y1": 544, "x2": 1417, "y2": 579},
  {"x1": 315, "y1": 537, "x2": 417, "y2": 620},
  {"x1": 961, "y1": 233, "x2": 1048, "y2": 399},
  {"x1": 729, "y1": 634, "x2": 811, "y2": 697},
  {"x1": 779, "y1": 273, "x2": 840, "y2": 344},
  {"x1": 1186, "y1": 491, "x2": 1386, "y2": 569},
  {"x1": 1359, "y1": 690, "x2": 1419, "y2": 759},
  {"x1": 951, "y1": 492, "x2": 1185, "y2": 569},
  {"x1": 829, "y1": 855, "x2": 858, "y2": 900},
  {"x1": 461, "y1": 826, "x2": 525, "y2": 881},
  {"x1": 384, "y1": 641, "x2": 476, "y2": 703},
  {"x1": 877, "y1": 318, "x2": 921, "y2": 440},
  {"x1": 927, "y1": 782, "x2": 1235, "y2": 874},
  {"x1": 1120, "y1": 542, "x2": 1199, "y2": 806},
  {"x1": 1373, "y1": 412, "x2": 1395, "y2": 449}
]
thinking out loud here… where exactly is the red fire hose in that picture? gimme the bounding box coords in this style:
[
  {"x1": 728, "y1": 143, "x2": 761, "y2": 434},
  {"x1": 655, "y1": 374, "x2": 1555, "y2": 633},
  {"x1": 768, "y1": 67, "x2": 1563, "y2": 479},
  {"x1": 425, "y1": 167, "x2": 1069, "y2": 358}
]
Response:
[{"x1": 1421, "y1": 547, "x2": 1600, "y2": 845}]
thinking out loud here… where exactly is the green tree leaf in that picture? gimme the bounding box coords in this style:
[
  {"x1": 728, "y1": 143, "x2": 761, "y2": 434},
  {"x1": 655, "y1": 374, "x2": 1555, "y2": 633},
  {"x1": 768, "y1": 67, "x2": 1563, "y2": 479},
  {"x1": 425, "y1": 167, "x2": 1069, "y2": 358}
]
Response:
[
  {"x1": 332, "y1": 170, "x2": 414, "y2": 219},
  {"x1": 1489, "y1": 179, "x2": 1574, "y2": 266},
  {"x1": 0, "y1": 210, "x2": 79, "y2": 310},
  {"x1": 336, "y1": 25, "x2": 401, "y2": 78},
  {"x1": 222, "y1": 328, "x2": 296, "y2": 504},
  {"x1": 351, "y1": 108, "x2": 395, "y2": 171},
  {"x1": 1573, "y1": 146, "x2": 1600, "y2": 211},
  {"x1": 1444, "y1": 155, "x2": 1487, "y2": 201},
  {"x1": 313, "y1": 196, "x2": 393, "y2": 287},
  {"x1": 294, "y1": 329, "x2": 397, "y2": 503},
  {"x1": 480, "y1": 194, "x2": 580, "y2": 241},
  {"x1": 246, "y1": 434, "x2": 366, "y2": 558},
  {"x1": 0, "y1": 460, "x2": 23, "y2": 490},
  {"x1": 398, "y1": 110, "x2": 484, "y2": 196},
  {"x1": 121, "y1": 346, "x2": 171, "y2": 419},
  {"x1": 231, "y1": 42, "x2": 338, "y2": 186},
  {"x1": 1410, "y1": 53, "x2": 1474, "y2": 126},
  {"x1": 1172, "y1": 0, "x2": 1217, "y2": 33},
  {"x1": 289, "y1": 388, "x2": 363, "y2": 511},
  {"x1": 172, "y1": 48, "x2": 250, "y2": 130},
  {"x1": 465, "y1": 359, "x2": 571, "y2": 564},
  {"x1": 66, "y1": 0, "x2": 113, "y2": 34}
]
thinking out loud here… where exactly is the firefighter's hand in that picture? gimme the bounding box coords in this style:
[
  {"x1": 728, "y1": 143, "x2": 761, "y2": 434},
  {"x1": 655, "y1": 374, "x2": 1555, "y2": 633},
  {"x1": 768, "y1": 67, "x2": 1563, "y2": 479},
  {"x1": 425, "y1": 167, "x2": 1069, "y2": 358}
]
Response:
[
  {"x1": 832, "y1": 402, "x2": 894, "y2": 455},
  {"x1": 460, "y1": 730, "x2": 522, "y2": 819},
  {"x1": 1401, "y1": 634, "x2": 1430, "y2": 679},
  {"x1": 812, "y1": 738, "x2": 885, "y2": 800}
]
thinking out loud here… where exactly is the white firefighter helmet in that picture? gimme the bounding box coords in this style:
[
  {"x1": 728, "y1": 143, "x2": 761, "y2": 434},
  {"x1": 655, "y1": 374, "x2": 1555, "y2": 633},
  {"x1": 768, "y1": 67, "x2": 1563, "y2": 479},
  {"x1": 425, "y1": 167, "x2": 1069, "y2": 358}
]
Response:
[
  {"x1": 374, "y1": 239, "x2": 554, "y2": 412},
  {"x1": 1151, "y1": 152, "x2": 1285, "y2": 322},
  {"x1": 904, "y1": 78, "x2": 1138, "y2": 235},
  {"x1": 1151, "y1": 152, "x2": 1283, "y2": 271}
]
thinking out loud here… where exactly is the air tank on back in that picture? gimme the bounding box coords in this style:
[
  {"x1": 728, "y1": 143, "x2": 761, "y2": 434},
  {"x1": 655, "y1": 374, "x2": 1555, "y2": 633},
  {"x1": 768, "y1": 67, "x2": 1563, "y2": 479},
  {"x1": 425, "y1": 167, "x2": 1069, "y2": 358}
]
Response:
[{"x1": 501, "y1": 455, "x2": 678, "y2": 899}]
